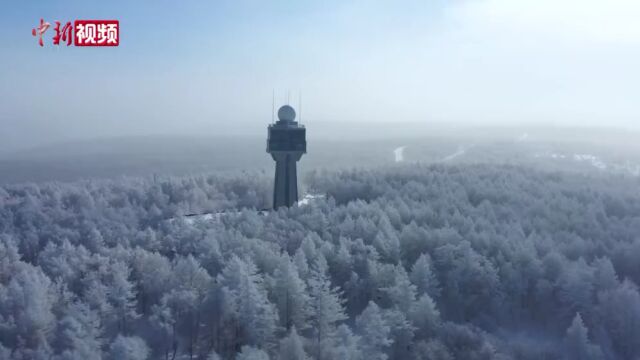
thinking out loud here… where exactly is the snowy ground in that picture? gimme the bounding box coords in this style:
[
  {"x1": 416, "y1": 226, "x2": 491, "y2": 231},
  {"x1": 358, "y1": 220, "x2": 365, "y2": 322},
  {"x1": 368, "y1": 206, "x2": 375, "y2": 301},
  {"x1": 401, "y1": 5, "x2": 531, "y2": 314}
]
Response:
[
  {"x1": 298, "y1": 193, "x2": 325, "y2": 205},
  {"x1": 535, "y1": 152, "x2": 640, "y2": 176},
  {"x1": 393, "y1": 144, "x2": 473, "y2": 163},
  {"x1": 442, "y1": 145, "x2": 471, "y2": 162},
  {"x1": 178, "y1": 193, "x2": 326, "y2": 224},
  {"x1": 394, "y1": 146, "x2": 407, "y2": 162}
]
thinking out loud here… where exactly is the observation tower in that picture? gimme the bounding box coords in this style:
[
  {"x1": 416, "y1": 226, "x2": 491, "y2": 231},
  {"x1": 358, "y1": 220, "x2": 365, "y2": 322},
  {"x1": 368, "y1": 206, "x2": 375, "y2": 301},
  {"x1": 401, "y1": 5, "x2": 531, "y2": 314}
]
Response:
[{"x1": 267, "y1": 105, "x2": 306, "y2": 208}]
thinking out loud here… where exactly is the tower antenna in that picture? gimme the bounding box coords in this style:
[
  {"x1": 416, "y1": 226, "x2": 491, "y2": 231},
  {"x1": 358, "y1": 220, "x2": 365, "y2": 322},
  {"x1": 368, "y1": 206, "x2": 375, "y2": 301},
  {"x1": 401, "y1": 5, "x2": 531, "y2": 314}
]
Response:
[
  {"x1": 272, "y1": 89, "x2": 275, "y2": 124},
  {"x1": 299, "y1": 91, "x2": 302, "y2": 124}
]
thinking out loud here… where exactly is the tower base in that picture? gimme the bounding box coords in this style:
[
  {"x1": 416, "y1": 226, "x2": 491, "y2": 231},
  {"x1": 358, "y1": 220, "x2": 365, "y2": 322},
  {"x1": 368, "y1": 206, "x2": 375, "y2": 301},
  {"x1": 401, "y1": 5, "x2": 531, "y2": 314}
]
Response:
[{"x1": 272, "y1": 152, "x2": 302, "y2": 208}]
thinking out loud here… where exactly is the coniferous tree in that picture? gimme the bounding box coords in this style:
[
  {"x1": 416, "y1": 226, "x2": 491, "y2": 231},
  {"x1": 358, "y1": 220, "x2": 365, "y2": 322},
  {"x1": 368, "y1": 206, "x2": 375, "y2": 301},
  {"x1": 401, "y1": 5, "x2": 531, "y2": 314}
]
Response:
[
  {"x1": 278, "y1": 327, "x2": 309, "y2": 360},
  {"x1": 55, "y1": 301, "x2": 103, "y2": 359},
  {"x1": 307, "y1": 260, "x2": 347, "y2": 360},
  {"x1": 108, "y1": 335, "x2": 149, "y2": 360},
  {"x1": 597, "y1": 280, "x2": 640, "y2": 358},
  {"x1": 410, "y1": 293, "x2": 441, "y2": 339},
  {"x1": 236, "y1": 345, "x2": 270, "y2": 360},
  {"x1": 273, "y1": 255, "x2": 310, "y2": 331},
  {"x1": 107, "y1": 261, "x2": 139, "y2": 334},
  {"x1": 355, "y1": 301, "x2": 392, "y2": 360},
  {"x1": 564, "y1": 313, "x2": 603, "y2": 360},
  {"x1": 410, "y1": 253, "x2": 441, "y2": 299},
  {"x1": 330, "y1": 324, "x2": 362, "y2": 360},
  {"x1": 382, "y1": 307, "x2": 415, "y2": 360},
  {"x1": 383, "y1": 265, "x2": 417, "y2": 315},
  {"x1": 219, "y1": 256, "x2": 278, "y2": 349}
]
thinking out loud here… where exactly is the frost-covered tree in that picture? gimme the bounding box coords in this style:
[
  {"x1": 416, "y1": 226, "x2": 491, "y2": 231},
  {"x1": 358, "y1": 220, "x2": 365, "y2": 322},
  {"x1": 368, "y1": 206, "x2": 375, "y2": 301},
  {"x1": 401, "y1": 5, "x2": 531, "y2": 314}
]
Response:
[
  {"x1": 273, "y1": 255, "x2": 310, "y2": 331},
  {"x1": 0, "y1": 262, "x2": 55, "y2": 353},
  {"x1": 171, "y1": 255, "x2": 212, "y2": 356},
  {"x1": 372, "y1": 216, "x2": 400, "y2": 263},
  {"x1": 592, "y1": 257, "x2": 619, "y2": 293},
  {"x1": 383, "y1": 265, "x2": 417, "y2": 314},
  {"x1": 0, "y1": 235, "x2": 20, "y2": 283},
  {"x1": 107, "y1": 261, "x2": 139, "y2": 334},
  {"x1": 307, "y1": 260, "x2": 347, "y2": 360},
  {"x1": 55, "y1": 301, "x2": 103, "y2": 359},
  {"x1": 236, "y1": 345, "x2": 270, "y2": 360},
  {"x1": 330, "y1": 325, "x2": 361, "y2": 360},
  {"x1": 382, "y1": 307, "x2": 415, "y2": 360},
  {"x1": 434, "y1": 241, "x2": 500, "y2": 321},
  {"x1": 108, "y1": 335, "x2": 149, "y2": 360},
  {"x1": 131, "y1": 249, "x2": 172, "y2": 314},
  {"x1": 597, "y1": 280, "x2": 640, "y2": 358},
  {"x1": 410, "y1": 253, "x2": 440, "y2": 299},
  {"x1": 219, "y1": 256, "x2": 278, "y2": 349},
  {"x1": 558, "y1": 259, "x2": 595, "y2": 321},
  {"x1": 207, "y1": 350, "x2": 222, "y2": 360},
  {"x1": 355, "y1": 301, "x2": 392, "y2": 360},
  {"x1": 278, "y1": 327, "x2": 308, "y2": 360},
  {"x1": 410, "y1": 293, "x2": 441, "y2": 339},
  {"x1": 564, "y1": 313, "x2": 602, "y2": 360},
  {"x1": 1, "y1": 162, "x2": 640, "y2": 358},
  {"x1": 413, "y1": 339, "x2": 453, "y2": 360}
]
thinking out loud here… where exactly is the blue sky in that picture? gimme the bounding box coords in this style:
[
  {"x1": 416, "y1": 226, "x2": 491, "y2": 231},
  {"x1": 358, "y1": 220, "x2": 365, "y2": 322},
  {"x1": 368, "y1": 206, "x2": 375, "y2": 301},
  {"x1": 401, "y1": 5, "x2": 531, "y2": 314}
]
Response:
[{"x1": 1, "y1": 0, "x2": 639, "y2": 151}]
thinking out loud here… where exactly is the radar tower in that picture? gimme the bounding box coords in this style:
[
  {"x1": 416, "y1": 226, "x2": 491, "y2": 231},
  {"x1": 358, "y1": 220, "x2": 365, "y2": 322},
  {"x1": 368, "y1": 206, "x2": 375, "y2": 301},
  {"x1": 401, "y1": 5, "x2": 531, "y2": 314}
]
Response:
[{"x1": 266, "y1": 105, "x2": 307, "y2": 208}]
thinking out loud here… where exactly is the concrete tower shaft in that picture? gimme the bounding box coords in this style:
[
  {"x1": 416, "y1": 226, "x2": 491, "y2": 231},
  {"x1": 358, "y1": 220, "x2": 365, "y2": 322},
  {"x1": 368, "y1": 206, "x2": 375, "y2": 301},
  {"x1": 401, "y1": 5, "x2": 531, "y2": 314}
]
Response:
[{"x1": 267, "y1": 105, "x2": 306, "y2": 208}]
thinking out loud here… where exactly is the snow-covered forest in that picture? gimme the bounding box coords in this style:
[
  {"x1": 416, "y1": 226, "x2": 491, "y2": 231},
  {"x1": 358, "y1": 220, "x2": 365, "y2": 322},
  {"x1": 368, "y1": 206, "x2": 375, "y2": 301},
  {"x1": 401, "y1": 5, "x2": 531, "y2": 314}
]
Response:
[{"x1": 1, "y1": 164, "x2": 640, "y2": 359}]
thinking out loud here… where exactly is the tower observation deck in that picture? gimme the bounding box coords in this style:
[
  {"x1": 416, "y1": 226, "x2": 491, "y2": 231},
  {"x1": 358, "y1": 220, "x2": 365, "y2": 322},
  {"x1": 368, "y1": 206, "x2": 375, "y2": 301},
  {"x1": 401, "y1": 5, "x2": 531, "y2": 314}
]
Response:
[{"x1": 267, "y1": 105, "x2": 306, "y2": 208}]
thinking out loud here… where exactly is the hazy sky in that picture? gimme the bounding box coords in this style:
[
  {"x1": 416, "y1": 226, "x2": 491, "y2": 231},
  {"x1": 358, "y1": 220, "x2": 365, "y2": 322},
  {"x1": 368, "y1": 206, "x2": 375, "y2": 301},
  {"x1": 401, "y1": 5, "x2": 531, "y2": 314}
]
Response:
[{"x1": 1, "y1": 0, "x2": 639, "y2": 151}]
